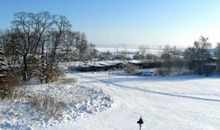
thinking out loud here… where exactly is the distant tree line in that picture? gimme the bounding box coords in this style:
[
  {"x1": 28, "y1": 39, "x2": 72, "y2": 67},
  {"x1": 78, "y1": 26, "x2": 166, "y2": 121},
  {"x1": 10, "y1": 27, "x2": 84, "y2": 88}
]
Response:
[
  {"x1": 0, "y1": 11, "x2": 97, "y2": 83},
  {"x1": 94, "y1": 36, "x2": 220, "y2": 76},
  {"x1": 133, "y1": 36, "x2": 219, "y2": 76}
]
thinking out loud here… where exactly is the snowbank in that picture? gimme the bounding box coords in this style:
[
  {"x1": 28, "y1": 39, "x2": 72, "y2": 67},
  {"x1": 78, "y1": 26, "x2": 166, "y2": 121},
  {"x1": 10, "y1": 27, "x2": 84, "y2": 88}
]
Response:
[{"x1": 0, "y1": 77, "x2": 112, "y2": 129}]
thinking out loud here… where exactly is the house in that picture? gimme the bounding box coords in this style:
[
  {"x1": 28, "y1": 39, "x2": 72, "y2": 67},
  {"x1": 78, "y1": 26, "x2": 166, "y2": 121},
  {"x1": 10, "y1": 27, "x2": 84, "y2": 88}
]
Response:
[
  {"x1": 73, "y1": 60, "x2": 124, "y2": 72},
  {"x1": 128, "y1": 60, "x2": 158, "y2": 68}
]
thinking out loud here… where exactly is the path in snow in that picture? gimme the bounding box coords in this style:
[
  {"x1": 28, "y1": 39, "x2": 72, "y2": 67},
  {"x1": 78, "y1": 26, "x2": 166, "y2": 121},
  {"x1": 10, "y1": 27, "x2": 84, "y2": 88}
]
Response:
[
  {"x1": 80, "y1": 74, "x2": 220, "y2": 103},
  {"x1": 47, "y1": 72, "x2": 220, "y2": 130}
]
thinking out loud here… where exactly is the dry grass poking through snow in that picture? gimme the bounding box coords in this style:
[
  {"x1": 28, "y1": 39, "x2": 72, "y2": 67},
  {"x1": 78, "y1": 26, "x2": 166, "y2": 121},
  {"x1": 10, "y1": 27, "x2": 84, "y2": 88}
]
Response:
[{"x1": 0, "y1": 77, "x2": 112, "y2": 129}]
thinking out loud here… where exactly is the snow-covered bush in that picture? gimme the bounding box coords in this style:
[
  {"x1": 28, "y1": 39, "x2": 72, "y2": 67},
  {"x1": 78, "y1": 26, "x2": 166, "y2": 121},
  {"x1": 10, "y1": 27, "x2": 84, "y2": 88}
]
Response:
[
  {"x1": 0, "y1": 78, "x2": 112, "y2": 129},
  {"x1": 27, "y1": 94, "x2": 67, "y2": 120}
]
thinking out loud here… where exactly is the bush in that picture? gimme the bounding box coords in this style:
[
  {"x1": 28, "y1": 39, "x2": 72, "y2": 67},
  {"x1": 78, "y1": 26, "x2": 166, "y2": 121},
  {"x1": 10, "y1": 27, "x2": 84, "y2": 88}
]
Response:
[
  {"x1": 155, "y1": 68, "x2": 172, "y2": 76},
  {"x1": 202, "y1": 64, "x2": 216, "y2": 76},
  {"x1": 45, "y1": 68, "x2": 65, "y2": 83},
  {"x1": 32, "y1": 68, "x2": 65, "y2": 83},
  {"x1": 155, "y1": 68, "x2": 191, "y2": 76},
  {"x1": 124, "y1": 65, "x2": 139, "y2": 74},
  {"x1": 28, "y1": 94, "x2": 66, "y2": 119},
  {"x1": 0, "y1": 72, "x2": 22, "y2": 99},
  {"x1": 57, "y1": 77, "x2": 78, "y2": 85},
  {"x1": 12, "y1": 86, "x2": 67, "y2": 120}
]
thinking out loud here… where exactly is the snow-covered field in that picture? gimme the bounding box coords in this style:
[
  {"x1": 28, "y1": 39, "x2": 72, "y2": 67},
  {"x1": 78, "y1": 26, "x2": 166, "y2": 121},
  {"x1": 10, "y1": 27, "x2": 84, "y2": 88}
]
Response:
[
  {"x1": 46, "y1": 72, "x2": 220, "y2": 130},
  {"x1": 1, "y1": 70, "x2": 220, "y2": 130}
]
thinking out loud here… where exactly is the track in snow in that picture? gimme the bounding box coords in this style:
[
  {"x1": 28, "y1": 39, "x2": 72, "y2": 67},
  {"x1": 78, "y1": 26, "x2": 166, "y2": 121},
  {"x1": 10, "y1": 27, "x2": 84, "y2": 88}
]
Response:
[
  {"x1": 47, "y1": 72, "x2": 220, "y2": 130},
  {"x1": 80, "y1": 74, "x2": 220, "y2": 103}
]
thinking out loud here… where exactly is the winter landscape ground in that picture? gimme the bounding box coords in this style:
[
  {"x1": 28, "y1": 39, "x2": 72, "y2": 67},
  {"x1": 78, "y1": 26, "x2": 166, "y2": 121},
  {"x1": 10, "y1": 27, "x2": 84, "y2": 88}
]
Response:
[
  {"x1": 1, "y1": 66, "x2": 220, "y2": 130},
  {"x1": 44, "y1": 71, "x2": 220, "y2": 130}
]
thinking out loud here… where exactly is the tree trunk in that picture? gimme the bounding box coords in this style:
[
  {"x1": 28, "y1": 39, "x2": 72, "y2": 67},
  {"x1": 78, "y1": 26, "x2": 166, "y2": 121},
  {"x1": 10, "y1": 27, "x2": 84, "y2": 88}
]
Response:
[{"x1": 22, "y1": 54, "x2": 28, "y2": 81}]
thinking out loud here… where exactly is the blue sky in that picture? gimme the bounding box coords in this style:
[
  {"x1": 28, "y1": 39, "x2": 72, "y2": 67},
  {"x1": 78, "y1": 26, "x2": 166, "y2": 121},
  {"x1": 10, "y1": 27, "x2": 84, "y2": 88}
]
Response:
[{"x1": 0, "y1": 0, "x2": 220, "y2": 48}]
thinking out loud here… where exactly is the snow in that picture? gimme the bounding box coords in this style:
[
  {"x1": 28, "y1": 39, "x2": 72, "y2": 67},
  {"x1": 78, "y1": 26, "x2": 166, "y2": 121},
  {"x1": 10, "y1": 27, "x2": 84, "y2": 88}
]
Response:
[
  {"x1": 1, "y1": 69, "x2": 220, "y2": 130},
  {"x1": 128, "y1": 60, "x2": 142, "y2": 64},
  {"x1": 46, "y1": 72, "x2": 220, "y2": 130},
  {"x1": 0, "y1": 76, "x2": 112, "y2": 129},
  {"x1": 99, "y1": 60, "x2": 123, "y2": 66}
]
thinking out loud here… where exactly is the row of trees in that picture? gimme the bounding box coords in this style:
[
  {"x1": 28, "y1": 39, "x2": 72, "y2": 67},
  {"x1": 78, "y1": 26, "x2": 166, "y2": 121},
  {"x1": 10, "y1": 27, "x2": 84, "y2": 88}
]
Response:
[
  {"x1": 160, "y1": 36, "x2": 218, "y2": 75},
  {"x1": 0, "y1": 11, "x2": 97, "y2": 83},
  {"x1": 130, "y1": 36, "x2": 219, "y2": 75}
]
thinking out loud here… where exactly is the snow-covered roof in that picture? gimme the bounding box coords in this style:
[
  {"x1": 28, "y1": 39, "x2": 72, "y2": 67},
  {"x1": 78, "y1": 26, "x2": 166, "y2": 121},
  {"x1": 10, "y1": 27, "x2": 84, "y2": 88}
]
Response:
[
  {"x1": 78, "y1": 64, "x2": 90, "y2": 68},
  {"x1": 129, "y1": 59, "x2": 157, "y2": 64},
  {"x1": 108, "y1": 60, "x2": 123, "y2": 64},
  {"x1": 98, "y1": 61, "x2": 112, "y2": 66},
  {"x1": 90, "y1": 62, "x2": 104, "y2": 67},
  {"x1": 99, "y1": 60, "x2": 123, "y2": 66},
  {"x1": 128, "y1": 60, "x2": 142, "y2": 64}
]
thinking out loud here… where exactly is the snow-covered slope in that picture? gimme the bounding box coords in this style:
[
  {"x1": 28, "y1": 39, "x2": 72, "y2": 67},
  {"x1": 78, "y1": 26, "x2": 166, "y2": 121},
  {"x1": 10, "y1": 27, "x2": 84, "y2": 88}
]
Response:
[
  {"x1": 46, "y1": 72, "x2": 220, "y2": 130},
  {"x1": 0, "y1": 77, "x2": 112, "y2": 130}
]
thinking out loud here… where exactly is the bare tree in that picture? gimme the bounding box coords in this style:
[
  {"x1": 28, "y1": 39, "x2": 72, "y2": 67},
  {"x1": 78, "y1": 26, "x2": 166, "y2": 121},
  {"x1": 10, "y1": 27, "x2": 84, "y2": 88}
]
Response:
[
  {"x1": 1, "y1": 11, "x2": 96, "y2": 83},
  {"x1": 32, "y1": 12, "x2": 54, "y2": 81},
  {"x1": 184, "y1": 36, "x2": 211, "y2": 74},
  {"x1": 160, "y1": 45, "x2": 184, "y2": 74},
  {"x1": 183, "y1": 47, "x2": 196, "y2": 71},
  {"x1": 138, "y1": 46, "x2": 147, "y2": 62},
  {"x1": 170, "y1": 46, "x2": 184, "y2": 73},
  {"x1": 43, "y1": 15, "x2": 71, "y2": 82},
  {"x1": 194, "y1": 36, "x2": 211, "y2": 74},
  {"x1": 75, "y1": 33, "x2": 89, "y2": 62},
  {"x1": 161, "y1": 45, "x2": 173, "y2": 71},
  {"x1": 87, "y1": 43, "x2": 98, "y2": 65},
  {"x1": 11, "y1": 12, "x2": 56, "y2": 81},
  {"x1": 11, "y1": 12, "x2": 37, "y2": 80},
  {"x1": 6, "y1": 12, "x2": 76, "y2": 82}
]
